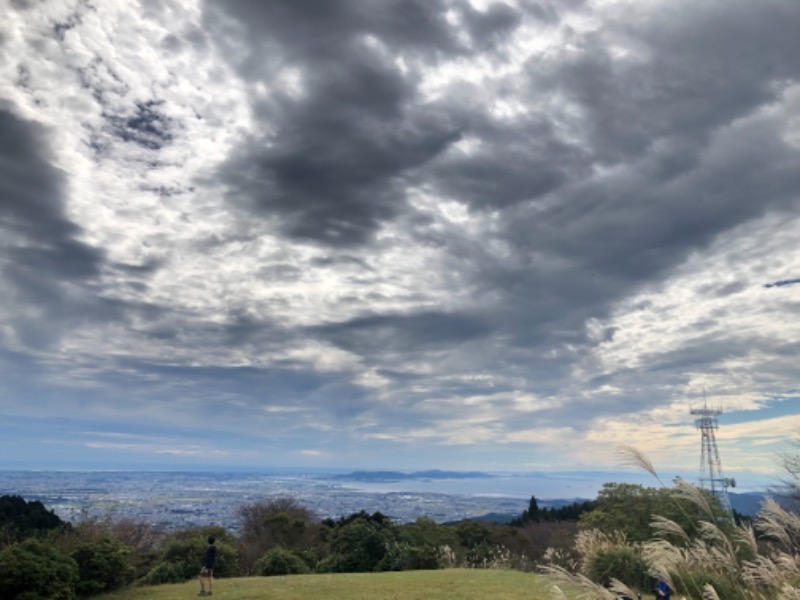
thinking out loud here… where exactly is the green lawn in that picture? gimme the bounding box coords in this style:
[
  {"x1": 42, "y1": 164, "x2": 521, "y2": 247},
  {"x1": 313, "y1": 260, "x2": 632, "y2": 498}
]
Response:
[{"x1": 97, "y1": 569, "x2": 578, "y2": 600}]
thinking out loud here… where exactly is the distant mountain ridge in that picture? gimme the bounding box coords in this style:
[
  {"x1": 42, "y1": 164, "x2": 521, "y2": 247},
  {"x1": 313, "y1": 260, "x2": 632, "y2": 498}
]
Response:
[{"x1": 729, "y1": 491, "x2": 770, "y2": 516}]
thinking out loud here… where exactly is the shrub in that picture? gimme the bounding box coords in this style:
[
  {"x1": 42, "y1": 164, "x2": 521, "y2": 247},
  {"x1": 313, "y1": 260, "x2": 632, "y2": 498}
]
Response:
[
  {"x1": 253, "y1": 547, "x2": 311, "y2": 576},
  {"x1": 385, "y1": 542, "x2": 441, "y2": 571},
  {"x1": 70, "y1": 538, "x2": 135, "y2": 597},
  {"x1": 334, "y1": 523, "x2": 382, "y2": 572},
  {"x1": 49, "y1": 517, "x2": 162, "y2": 582},
  {"x1": 464, "y1": 540, "x2": 495, "y2": 567},
  {"x1": 401, "y1": 517, "x2": 459, "y2": 552},
  {"x1": 586, "y1": 546, "x2": 651, "y2": 590},
  {"x1": 454, "y1": 521, "x2": 492, "y2": 549},
  {"x1": 138, "y1": 561, "x2": 185, "y2": 586},
  {"x1": 314, "y1": 554, "x2": 342, "y2": 573},
  {"x1": 0, "y1": 538, "x2": 79, "y2": 600},
  {"x1": 157, "y1": 536, "x2": 238, "y2": 581},
  {"x1": 330, "y1": 520, "x2": 393, "y2": 572}
]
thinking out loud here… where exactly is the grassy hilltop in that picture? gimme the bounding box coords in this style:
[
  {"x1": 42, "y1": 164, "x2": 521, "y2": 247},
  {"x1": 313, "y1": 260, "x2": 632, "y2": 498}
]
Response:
[{"x1": 97, "y1": 569, "x2": 576, "y2": 600}]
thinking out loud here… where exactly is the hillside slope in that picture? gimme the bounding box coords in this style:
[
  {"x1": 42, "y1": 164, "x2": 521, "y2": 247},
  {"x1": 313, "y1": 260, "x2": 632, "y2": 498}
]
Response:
[{"x1": 97, "y1": 569, "x2": 574, "y2": 600}]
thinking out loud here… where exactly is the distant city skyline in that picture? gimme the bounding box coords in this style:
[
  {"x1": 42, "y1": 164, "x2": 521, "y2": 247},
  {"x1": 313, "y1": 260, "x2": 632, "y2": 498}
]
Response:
[{"x1": 1, "y1": 1, "x2": 799, "y2": 481}]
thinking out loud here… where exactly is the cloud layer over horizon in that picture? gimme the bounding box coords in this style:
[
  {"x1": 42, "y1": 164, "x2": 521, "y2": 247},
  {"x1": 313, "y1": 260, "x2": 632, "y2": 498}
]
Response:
[{"x1": 1, "y1": 0, "x2": 799, "y2": 480}]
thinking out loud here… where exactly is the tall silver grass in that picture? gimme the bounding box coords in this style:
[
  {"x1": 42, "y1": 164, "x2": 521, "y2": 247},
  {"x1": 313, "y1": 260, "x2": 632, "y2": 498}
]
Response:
[{"x1": 544, "y1": 446, "x2": 800, "y2": 600}]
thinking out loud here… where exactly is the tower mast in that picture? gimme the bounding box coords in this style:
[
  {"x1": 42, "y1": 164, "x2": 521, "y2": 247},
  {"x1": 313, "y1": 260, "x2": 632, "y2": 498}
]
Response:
[{"x1": 691, "y1": 400, "x2": 734, "y2": 512}]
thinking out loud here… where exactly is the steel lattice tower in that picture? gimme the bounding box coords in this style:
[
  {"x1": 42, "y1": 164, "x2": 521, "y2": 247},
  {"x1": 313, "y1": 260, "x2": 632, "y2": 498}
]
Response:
[{"x1": 691, "y1": 403, "x2": 734, "y2": 512}]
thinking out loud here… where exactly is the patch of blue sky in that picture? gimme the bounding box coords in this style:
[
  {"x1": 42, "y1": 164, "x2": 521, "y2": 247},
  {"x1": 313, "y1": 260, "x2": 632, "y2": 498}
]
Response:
[{"x1": 723, "y1": 396, "x2": 800, "y2": 425}]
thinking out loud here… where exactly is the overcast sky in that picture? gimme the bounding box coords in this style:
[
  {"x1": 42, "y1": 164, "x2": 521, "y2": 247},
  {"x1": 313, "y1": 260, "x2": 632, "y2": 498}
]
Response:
[{"x1": 1, "y1": 0, "x2": 798, "y2": 487}]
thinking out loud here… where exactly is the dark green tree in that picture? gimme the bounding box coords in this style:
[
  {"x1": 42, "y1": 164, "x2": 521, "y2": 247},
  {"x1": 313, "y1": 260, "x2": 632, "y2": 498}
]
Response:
[
  {"x1": 70, "y1": 538, "x2": 135, "y2": 597},
  {"x1": 0, "y1": 538, "x2": 79, "y2": 600},
  {"x1": 511, "y1": 497, "x2": 597, "y2": 526},
  {"x1": 454, "y1": 521, "x2": 492, "y2": 549},
  {"x1": 317, "y1": 515, "x2": 398, "y2": 573},
  {"x1": 0, "y1": 495, "x2": 66, "y2": 541},
  {"x1": 579, "y1": 482, "x2": 731, "y2": 543},
  {"x1": 398, "y1": 516, "x2": 458, "y2": 568},
  {"x1": 527, "y1": 496, "x2": 541, "y2": 522},
  {"x1": 331, "y1": 521, "x2": 388, "y2": 572},
  {"x1": 578, "y1": 483, "x2": 656, "y2": 541},
  {"x1": 547, "y1": 500, "x2": 597, "y2": 521}
]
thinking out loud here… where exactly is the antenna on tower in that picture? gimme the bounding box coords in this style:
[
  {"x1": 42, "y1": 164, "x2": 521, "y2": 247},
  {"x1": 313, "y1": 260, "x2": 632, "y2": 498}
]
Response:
[{"x1": 690, "y1": 395, "x2": 734, "y2": 512}]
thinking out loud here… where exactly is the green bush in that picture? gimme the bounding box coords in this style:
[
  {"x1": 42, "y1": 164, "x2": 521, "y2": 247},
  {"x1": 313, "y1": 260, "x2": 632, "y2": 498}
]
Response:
[
  {"x1": 380, "y1": 542, "x2": 441, "y2": 571},
  {"x1": 314, "y1": 554, "x2": 343, "y2": 573},
  {"x1": 0, "y1": 538, "x2": 79, "y2": 600},
  {"x1": 402, "y1": 517, "x2": 459, "y2": 551},
  {"x1": 326, "y1": 520, "x2": 392, "y2": 573},
  {"x1": 157, "y1": 536, "x2": 238, "y2": 581},
  {"x1": 586, "y1": 546, "x2": 651, "y2": 590},
  {"x1": 455, "y1": 521, "x2": 492, "y2": 549},
  {"x1": 138, "y1": 561, "x2": 185, "y2": 586},
  {"x1": 465, "y1": 541, "x2": 496, "y2": 568},
  {"x1": 253, "y1": 547, "x2": 311, "y2": 576},
  {"x1": 70, "y1": 538, "x2": 135, "y2": 597},
  {"x1": 159, "y1": 539, "x2": 203, "y2": 580}
]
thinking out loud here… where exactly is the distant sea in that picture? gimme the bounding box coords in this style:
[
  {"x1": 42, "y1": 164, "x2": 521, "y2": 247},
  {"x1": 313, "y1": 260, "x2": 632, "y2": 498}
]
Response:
[{"x1": 335, "y1": 469, "x2": 643, "y2": 498}]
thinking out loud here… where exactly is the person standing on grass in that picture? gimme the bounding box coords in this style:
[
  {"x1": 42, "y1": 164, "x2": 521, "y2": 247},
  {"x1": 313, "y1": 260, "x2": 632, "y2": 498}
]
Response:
[
  {"x1": 198, "y1": 536, "x2": 217, "y2": 596},
  {"x1": 655, "y1": 579, "x2": 671, "y2": 599}
]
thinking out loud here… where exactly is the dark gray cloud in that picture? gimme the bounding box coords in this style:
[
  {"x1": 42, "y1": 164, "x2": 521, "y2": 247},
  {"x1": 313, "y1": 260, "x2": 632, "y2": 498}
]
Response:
[
  {"x1": 429, "y1": 0, "x2": 800, "y2": 352},
  {"x1": 430, "y1": 105, "x2": 593, "y2": 209},
  {"x1": 765, "y1": 278, "x2": 800, "y2": 289},
  {"x1": 524, "y1": 1, "x2": 800, "y2": 166},
  {"x1": 311, "y1": 310, "x2": 492, "y2": 356},
  {"x1": 0, "y1": 107, "x2": 103, "y2": 280},
  {"x1": 461, "y1": 2, "x2": 522, "y2": 50},
  {"x1": 206, "y1": 0, "x2": 468, "y2": 61},
  {"x1": 0, "y1": 107, "x2": 109, "y2": 348},
  {"x1": 220, "y1": 86, "x2": 459, "y2": 246},
  {"x1": 287, "y1": 0, "x2": 799, "y2": 421},
  {"x1": 204, "y1": 0, "x2": 518, "y2": 246},
  {"x1": 172, "y1": 0, "x2": 800, "y2": 394}
]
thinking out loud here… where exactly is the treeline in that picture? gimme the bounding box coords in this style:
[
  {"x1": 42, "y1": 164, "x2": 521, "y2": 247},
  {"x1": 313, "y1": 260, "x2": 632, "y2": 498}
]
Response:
[
  {"x1": 509, "y1": 496, "x2": 597, "y2": 526},
  {"x1": 0, "y1": 492, "x2": 590, "y2": 599}
]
